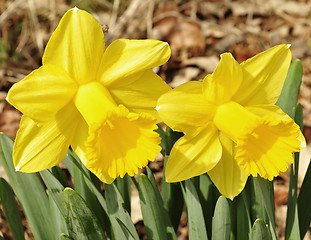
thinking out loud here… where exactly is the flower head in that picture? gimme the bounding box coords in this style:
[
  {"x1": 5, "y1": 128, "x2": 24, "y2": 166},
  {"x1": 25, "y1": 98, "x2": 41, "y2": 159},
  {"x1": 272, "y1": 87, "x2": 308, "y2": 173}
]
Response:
[
  {"x1": 7, "y1": 8, "x2": 171, "y2": 183},
  {"x1": 157, "y1": 45, "x2": 305, "y2": 199}
]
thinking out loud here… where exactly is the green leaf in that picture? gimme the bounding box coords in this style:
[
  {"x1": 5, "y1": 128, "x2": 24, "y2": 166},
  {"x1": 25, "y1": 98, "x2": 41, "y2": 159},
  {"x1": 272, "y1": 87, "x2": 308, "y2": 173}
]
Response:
[
  {"x1": 64, "y1": 151, "x2": 111, "y2": 230},
  {"x1": 63, "y1": 150, "x2": 126, "y2": 239},
  {"x1": 0, "y1": 133, "x2": 54, "y2": 240},
  {"x1": 114, "y1": 174, "x2": 131, "y2": 214},
  {"x1": 145, "y1": 167, "x2": 177, "y2": 239},
  {"x1": 285, "y1": 105, "x2": 303, "y2": 240},
  {"x1": 275, "y1": 58, "x2": 303, "y2": 239},
  {"x1": 68, "y1": 151, "x2": 106, "y2": 227},
  {"x1": 212, "y1": 196, "x2": 232, "y2": 240},
  {"x1": 0, "y1": 178, "x2": 24, "y2": 240},
  {"x1": 251, "y1": 177, "x2": 277, "y2": 240},
  {"x1": 105, "y1": 183, "x2": 139, "y2": 240},
  {"x1": 285, "y1": 189, "x2": 300, "y2": 240},
  {"x1": 250, "y1": 177, "x2": 268, "y2": 224},
  {"x1": 161, "y1": 157, "x2": 183, "y2": 232},
  {"x1": 275, "y1": 59, "x2": 303, "y2": 239},
  {"x1": 49, "y1": 195, "x2": 68, "y2": 236},
  {"x1": 137, "y1": 174, "x2": 176, "y2": 240},
  {"x1": 182, "y1": 179, "x2": 208, "y2": 240},
  {"x1": 40, "y1": 169, "x2": 68, "y2": 235},
  {"x1": 165, "y1": 126, "x2": 184, "y2": 155},
  {"x1": 235, "y1": 186, "x2": 252, "y2": 240},
  {"x1": 197, "y1": 173, "x2": 220, "y2": 238},
  {"x1": 298, "y1": 160, "x2": 311, "y2": 238},
  {"x1": 155, "y1": 124, "x2": 167, "y2": 156},
  {"x1": 294, "y1": 103, "x2": 304, "y2": 129},
  {"x1": 60, "y1": 233, "x2": 74, "y2": 240},
  {"x1": 50, "y1": 165, "x2": 69, "y2": 187},
  {"x1": 62, "y1": 188, "x2": 106, "y2": 240},
  {"x1": 276, "y1": 59, "x2": 303, "y2": 119},
  {"x1": 146, "y1": 166, "x2": 161, "y2": 196},
  {"x1": 40, "y1": 169, "x2": 66, "y2": 212},
  {"x1": 251, "y1": 219, "x2": 272, "y2": 240},
  {"x1": 293, "y1": 104, "x2": 303, "y2": 175}
]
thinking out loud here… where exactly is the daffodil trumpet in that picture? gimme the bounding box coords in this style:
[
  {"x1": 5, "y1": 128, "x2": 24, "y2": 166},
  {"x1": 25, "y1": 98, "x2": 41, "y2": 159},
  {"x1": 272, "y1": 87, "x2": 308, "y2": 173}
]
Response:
[
  {"x1": 157, "y1": 45, "x2": 306, "y2": 199},
  {"x1": 7, "y1": 8, "x2": 171, "y2": 183}
]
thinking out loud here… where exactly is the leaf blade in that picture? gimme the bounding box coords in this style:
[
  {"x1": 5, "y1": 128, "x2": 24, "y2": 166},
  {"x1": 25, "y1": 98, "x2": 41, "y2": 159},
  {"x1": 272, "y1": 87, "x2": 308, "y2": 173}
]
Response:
[
  {"x1": 212, "y1": 196, "x2": 231, "y2": 240},
  {"x1": 62, "y1": 188, "x2": 106, "y2": 240},
  {"x1": 0, "y1": 178, "x2": 24, "y2": 240},
  {"x1": 0, "y1": 133, "x2": 54, "y2": 240},
  {"x1": 182, "y1": 179, "x2": 208, "y2": 240}
]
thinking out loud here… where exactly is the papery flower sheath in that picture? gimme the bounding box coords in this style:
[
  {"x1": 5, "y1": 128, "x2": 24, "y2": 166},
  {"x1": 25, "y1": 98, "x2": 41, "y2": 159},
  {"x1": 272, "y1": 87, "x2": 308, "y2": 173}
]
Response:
[
  {"x1": 157, "y1": 45, "x2": 306, "y2": 199},
  {"x1": 7, "y1": 8, "x2": 171, "y2": 183}
]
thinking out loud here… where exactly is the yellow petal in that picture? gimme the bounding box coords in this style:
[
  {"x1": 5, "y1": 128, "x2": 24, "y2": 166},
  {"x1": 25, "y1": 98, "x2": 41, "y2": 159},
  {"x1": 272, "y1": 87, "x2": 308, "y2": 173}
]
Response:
[
  {"x1": 98, "y1": 39, "x2": 171, "y2": 88},
  {"x1": 214, "y1": 101, "x2": 259, "y2": 143},
  {"x1": 85, "y1": 105, "x2": 161, "y2": 182},
  {"x1": 70, "y1": 114, "x2": 116, "y2": 183},
  {"x1": 235, "y1": 115, "x2": 302, "y2": 180},
  {"x1": 13, "y1": 104, "x2": 80, "y2": 172},
  {"x1": 7, "y1": 64, "x2": 77, "y2": 122},
  {"x1": 246, "y1": 104, "x2": 306, "y2": 149},
  {"x1": 70, "y1": 116, "x2": 88, "y2": 164},
  {"x1": 213, "y1": 101, "x2": 304, "y2": 180},
  {"x1": 109, "y1": 69, "x2": 171, "y2": 122},
  {"x1": 74, "y1": 81, "x2": 117, "y2": 126},
  {"x1": 208, "y1": 133, "x2": 248, "y2": 200},
  {"x1": 233, "y1": 44, "x2": 292, "y2": 106},
  {"x1": 157, "y1": 81, "x2": 215, "y2": 132},
  {"x1": 203, "y1": 53, "x2": 243, "y2": 104},
  {"x1": 42, "y1": 8, "x2": 105, "y2": 85},
  {"x1": 165, "y1": 122, "x2": 222, "y2": 182}
]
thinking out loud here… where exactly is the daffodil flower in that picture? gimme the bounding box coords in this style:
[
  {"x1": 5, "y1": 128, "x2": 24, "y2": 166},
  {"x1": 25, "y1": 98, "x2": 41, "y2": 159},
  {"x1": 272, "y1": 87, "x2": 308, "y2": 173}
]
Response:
[
  {"x1": 157, "y1": 45, "x2": 306, "y2": 199},
  {"x1": 7, "y1": 8, "x2": 171, "y2": 183}
]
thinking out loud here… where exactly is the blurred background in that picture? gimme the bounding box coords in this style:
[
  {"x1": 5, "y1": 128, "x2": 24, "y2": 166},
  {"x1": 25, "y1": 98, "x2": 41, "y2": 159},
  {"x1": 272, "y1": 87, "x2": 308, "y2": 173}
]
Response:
[{"x1": 0, "y1": 0, "x2": 311, "y2": 239}]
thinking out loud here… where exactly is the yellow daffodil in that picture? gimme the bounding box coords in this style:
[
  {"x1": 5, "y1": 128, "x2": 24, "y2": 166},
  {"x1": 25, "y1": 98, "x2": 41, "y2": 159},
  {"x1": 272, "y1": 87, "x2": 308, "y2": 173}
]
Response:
[
  {"x1": 7, "y1": 8, "x2": 171, "y2": 183},
  {"x1": 157, "y1": 45, "x2": 306, "y2": 199}
]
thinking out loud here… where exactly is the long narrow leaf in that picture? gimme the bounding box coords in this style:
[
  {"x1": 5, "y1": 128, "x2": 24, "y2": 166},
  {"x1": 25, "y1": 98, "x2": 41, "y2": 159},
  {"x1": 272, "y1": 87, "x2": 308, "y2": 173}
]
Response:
[
  {"x1": 50, "y1": 165, "x2": 69, "y2": 187},
  {"x1": 40, "y1": 167, "x2": 68, "y2": 235},
  {"x1": 63, "y1": 152, "x2": 109, "y2": 219},
  {"x1": 212, "y1": 196, "x2": 232, "y2": 240},
  {"x1": 105, "y1": 183, "x2": 139, "y2": 240},
  {"x1": 67, "y1": 151, "x2": 106, "y2": 227},
  {"x1": 137, "y1": 174, "x2": 176, "y2": 240},
  {"x1": 49, "y1": 195, "x2": 68, "y2": 236},
  {"x1": 182, "y1": 179, "x2": 208, "y2": 240},
  {"x1": 145, "y1": 167, "x2": 177, "y2": 239},
  {"x1": 60, "y1": 233, "x2": 74, "y2": 240},
  {"x1": 161, "y1": 157, "x2": 183, "y2": 232},
  {"x1": 251, "y1": 219, "x2": 272, "y2": 240},
  {"x1": 62, "y1": 188, "x2": 106, "y2": 240},
  {"x1": 285, "y1": 104, "x2": 303, "y2": 240},
  {"x1": 0, "y1": 133, "x2": 54, "y2": 240},
  {"x1": 40, "y1": 169, "x2": 66, "y2": 212},
  {"x1": 40, "y1": 168, "x2": 68, "y2": 235},
  {"x1": 164, "y1": 127, "x2": 184, "y2": 155},
  {"x1": 276, "y1": 59, "x2": 303, "y2": 119},
  {"x1": 235, "y1": 187, "x2": 252, "y2": 240},
  {"x1": 297, "y1": 160, "x2": 311, "y2": 238},
  {"x1": 197, "y1": 173, "x2": 220, "y2": 238},
  {"x1": 252, "y1": 177, "x2": 277, "y2": 240},
  {"x1": 155, "y1": 124, "x2": 167, "y2": 156},
  {"x1": 114, "y1": 174, "x2": 131, "y2": 214},
  {"x1": 63, "y1": 150, "x2": 129, "y2": 239},
  {"x1": 0, "y1": 178, "x2": 24, "y2": 240},
  {"x1": 146, "y1": 166, "x2": 161, "y2": 197}
]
